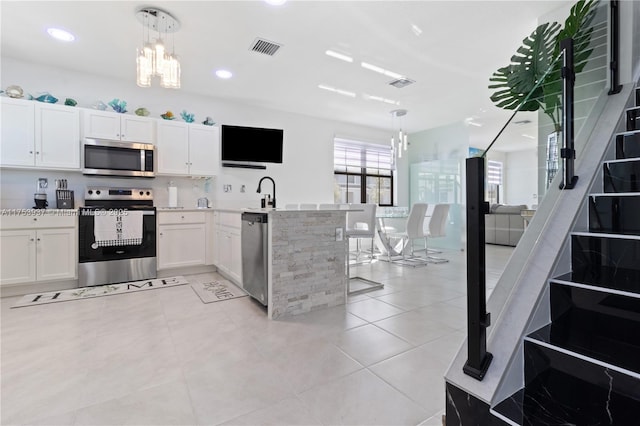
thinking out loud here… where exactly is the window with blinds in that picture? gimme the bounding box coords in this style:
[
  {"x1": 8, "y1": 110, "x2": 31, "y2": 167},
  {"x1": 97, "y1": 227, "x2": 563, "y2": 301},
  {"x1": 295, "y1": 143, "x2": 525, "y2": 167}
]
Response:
[
  {"x1": 487, "y1": 160, "x2": 503, "y2": 185},
  {"x1": 334, "y1": 139, "x2": 394, "y2": 176},
  {"x1": 487, "y1": 160, "x2": 503, "y2": 204},
  {"x1": 333, "y1": 138, "x2": 394, "y2": 205}
]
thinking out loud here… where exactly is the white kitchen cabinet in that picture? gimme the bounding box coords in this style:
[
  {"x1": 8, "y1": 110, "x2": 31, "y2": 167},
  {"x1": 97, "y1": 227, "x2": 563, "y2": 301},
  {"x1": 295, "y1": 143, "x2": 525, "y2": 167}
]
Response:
[
  {"x1": 0, "y1": 214, "x2": 77, "y2": 286},
  {"x1": 156, "y1": 120, "x2": 219, "y2": 176},
  {"x1": 213, "y1": 211, "x2": 242, "y2": 285},
  {"x1": 0, "y1": 98, "x2": 80, "y2": 169},
  {"x1": 157, "y1": 211, "x2": 213, "y2": 270},
  {"x1": 1, "y1": 97, "x2": 35, "y2": 166},
  {"x1": 83, "y1": 109, "x2": 155, "y2": 143}
]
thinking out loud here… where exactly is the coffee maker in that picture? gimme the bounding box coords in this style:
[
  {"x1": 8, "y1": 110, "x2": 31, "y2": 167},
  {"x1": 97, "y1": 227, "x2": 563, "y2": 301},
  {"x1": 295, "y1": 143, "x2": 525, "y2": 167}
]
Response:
[
  {"x1": 34, "y1": 178, "x2": 48, "y2": 209},
  {"x1": 34, "y1": 193, "x2": 48, "y2": 209}
]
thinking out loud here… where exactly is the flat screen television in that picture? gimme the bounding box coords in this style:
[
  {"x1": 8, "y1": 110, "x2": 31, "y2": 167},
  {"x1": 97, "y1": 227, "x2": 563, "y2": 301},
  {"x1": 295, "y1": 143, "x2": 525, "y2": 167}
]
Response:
[{"x1": 221, "y1": 125, "x2": 284, "y2": 165}]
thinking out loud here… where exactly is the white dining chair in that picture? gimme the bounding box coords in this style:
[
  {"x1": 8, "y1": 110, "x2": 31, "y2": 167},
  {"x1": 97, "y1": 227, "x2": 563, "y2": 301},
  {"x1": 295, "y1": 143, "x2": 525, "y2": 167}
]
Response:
[
  {"x1": 425, "y1": 203, "x2": 450, "y2": 263},
  {"x1": 386, "y1": 203, "x2": 429, "y2": 266}
]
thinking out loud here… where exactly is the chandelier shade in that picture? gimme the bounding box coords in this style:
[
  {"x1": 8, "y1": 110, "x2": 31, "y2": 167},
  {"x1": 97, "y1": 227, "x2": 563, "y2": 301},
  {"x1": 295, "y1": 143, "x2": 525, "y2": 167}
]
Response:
[
  {"x1": 136, "y1": 8, "x2": 181, "y2": 89},
  {"x1": 390, "y1": 109, "x2": 409, "y2": 162}
]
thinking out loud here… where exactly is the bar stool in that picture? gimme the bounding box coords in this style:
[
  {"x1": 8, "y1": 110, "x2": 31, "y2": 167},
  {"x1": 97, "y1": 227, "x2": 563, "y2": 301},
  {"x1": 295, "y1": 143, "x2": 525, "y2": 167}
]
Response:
[{"x1": 345, "y1": 204, "x2": 383, "y2": 295}]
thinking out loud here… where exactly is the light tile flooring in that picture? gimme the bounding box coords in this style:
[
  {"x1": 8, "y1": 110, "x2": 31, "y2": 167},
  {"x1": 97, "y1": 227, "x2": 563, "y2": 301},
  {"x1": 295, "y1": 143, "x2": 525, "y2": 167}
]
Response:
[{"x1": 1, "y1": 245, "x2": 514, "y2": 426}]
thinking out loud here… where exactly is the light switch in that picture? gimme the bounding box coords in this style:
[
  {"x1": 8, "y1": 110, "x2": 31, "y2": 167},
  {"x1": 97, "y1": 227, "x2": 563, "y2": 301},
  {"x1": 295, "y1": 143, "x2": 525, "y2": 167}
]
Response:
[{"x1": 335, "y1": 227, "x2": 343, "y2": 241}]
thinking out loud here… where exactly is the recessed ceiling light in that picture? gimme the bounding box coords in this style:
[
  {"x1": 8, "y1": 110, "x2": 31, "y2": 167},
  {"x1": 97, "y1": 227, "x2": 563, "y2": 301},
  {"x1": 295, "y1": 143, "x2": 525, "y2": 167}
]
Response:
[
  {"x1": 318, "y1": 84, "x2": 356, "y2": 98},
  {"x1": 264, "y1": 0, "x2": 287, "y2": 5},
  {"x1": 360, "y1": 62, "x2": 403, "y2": 80},
  {"x1": 215, "y1": 69, "x2": 233, "y2": 79},
  {"x1": 411, "y1": 24, "x2": 423, "y2": 37},
  {"x1": 47, "y1": 28, "x2": 75, "y2": 42},
  {"x1": 325, "y1": 50, "x2": 353, "y2": 63}
]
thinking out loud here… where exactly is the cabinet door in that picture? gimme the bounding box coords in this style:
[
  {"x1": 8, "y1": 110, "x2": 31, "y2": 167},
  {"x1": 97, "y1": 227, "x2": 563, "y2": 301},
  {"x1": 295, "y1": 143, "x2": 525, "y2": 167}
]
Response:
[
  {"x1": 156, "y1": 120, "x2": 189, "y2": 175},
  {"x1": 1, "y1": 98, "x2": 35, "y2": 166},
  {"x1": 36, "y1": 228, "x2": 76, "y2": 281},
  {"x1": 229, "y1": 229, "x2": 243, "y2": 285},
  {"x1": 217, "y1": 230, "x2": 232, "y2": 274},
  {"x1": 0, "y1": 230, "x2": 36, "y2": 285},
  {"x1": 121, "y1": 115, "x2": 155, "y2": 143},
  {"x1": 188, "y1": 125, "x2": 219, "y2": 176},
  {"x1": 35, "y1": 103, "x2": 80, "y2": 169},
  {"x1": 158, "y1": 224, "x2": 206, "y2": 269},
  {"x1": 83, "y1": 110, "x2": 121, "y2": 140}
]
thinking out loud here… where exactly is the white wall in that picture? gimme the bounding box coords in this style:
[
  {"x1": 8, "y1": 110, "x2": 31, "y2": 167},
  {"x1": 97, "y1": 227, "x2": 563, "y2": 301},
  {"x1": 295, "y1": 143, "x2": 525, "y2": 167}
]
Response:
[
  {"x1": 504, "y1": 148, "x2": 538, "y2": 207},
  {"x1": 0, "y1": 57, "x2": 393, "y2": 209}
]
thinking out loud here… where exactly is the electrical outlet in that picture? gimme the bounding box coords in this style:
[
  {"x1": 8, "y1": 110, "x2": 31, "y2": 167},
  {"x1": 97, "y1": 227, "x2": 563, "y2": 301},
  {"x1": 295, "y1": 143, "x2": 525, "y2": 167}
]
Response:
[
  {"x1": 38, "y1": 178, "x2": 48, "y2": 190},
  {"x1": 223, "y1": 184, "x2": 232, "y2": 193},
  {"x1": 335, "y1": 227, "x2": 343, "y2": 242},
  {"x1": 240, "y1": 185, "x2": 246, "y2": 193}
]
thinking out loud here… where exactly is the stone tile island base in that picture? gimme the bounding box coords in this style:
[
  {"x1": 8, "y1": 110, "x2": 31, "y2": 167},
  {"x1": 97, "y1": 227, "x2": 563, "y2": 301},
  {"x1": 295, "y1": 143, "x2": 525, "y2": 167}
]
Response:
[{"x1": 268, "y1": 210, "x2": 346, "y2": 319}]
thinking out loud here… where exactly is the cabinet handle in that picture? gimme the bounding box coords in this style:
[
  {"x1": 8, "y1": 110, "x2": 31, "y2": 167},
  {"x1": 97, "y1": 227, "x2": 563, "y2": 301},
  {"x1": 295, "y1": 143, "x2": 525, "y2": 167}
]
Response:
[
  {"x1": 37, "y1": 238, "x2": 41, "y2": 242},
  {"x1": 159, "y1": 232, "x2": 163, "y2": 236},
  {"x1": 36, "y1": 151, "x2": 40, "y2": 155},
  {"x1": 30, "y1": 238, "x2": 35, "y2": 242},
  {"x1": 121, "y1": 135, "x2": 125, "y2": 138},
  {"x1": 33, "y1": 218, "x2": 37, "y2": 221},
  {"x1": 181, "y1": 216, "x2": 185, "y2": 219},
  {"x1": 29, "y1": 150, "x2": 33, "y2": 154}
]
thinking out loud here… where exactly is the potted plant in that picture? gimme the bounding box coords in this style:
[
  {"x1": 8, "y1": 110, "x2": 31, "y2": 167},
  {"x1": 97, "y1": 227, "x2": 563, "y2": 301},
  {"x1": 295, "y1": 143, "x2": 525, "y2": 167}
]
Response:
[{"x1": 488, "y1": 0, "x2": 598, "y2": 185}]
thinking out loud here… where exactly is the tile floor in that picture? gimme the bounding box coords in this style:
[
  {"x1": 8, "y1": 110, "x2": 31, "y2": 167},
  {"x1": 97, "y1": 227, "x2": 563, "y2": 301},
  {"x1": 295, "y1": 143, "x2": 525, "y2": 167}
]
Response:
[{"x1": 1, "y1": 245, "x2": 514, "y2": 426}]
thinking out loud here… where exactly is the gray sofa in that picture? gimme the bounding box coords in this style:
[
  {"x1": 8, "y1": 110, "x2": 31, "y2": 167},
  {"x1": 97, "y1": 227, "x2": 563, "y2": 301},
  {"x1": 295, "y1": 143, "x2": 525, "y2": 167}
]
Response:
[{"x1": 485, "y1": 204, "x2": 527, "y2": 246}]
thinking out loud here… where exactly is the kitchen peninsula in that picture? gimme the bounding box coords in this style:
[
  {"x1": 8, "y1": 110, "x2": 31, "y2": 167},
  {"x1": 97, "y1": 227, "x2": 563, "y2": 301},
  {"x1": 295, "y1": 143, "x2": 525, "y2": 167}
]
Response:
[{"x1": 218, "y1": 207, "x2": 347, "y2": 320}]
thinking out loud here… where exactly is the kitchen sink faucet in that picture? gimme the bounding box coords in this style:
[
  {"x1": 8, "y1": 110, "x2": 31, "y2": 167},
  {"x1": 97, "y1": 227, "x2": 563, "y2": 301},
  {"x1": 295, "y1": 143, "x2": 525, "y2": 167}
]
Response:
[{"x1": 256, "y1": 176, "x2": 276, "y2": 208}]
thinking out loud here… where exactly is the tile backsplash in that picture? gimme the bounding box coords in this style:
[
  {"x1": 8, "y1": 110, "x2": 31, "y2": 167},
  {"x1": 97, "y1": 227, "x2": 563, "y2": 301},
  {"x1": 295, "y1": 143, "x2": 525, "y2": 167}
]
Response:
[{"x1": 0, "y1": 169, "x2": 213, "y2": 209}]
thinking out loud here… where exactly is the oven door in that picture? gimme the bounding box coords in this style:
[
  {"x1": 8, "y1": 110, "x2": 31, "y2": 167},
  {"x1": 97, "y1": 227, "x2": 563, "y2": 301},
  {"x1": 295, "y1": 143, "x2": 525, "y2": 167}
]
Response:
[
  {"x1": 82, "y1": 138, "x2": 155, "y2": 178},
  {"x1": 78, "y1": 207, "x2": 157, "y2": 286}
]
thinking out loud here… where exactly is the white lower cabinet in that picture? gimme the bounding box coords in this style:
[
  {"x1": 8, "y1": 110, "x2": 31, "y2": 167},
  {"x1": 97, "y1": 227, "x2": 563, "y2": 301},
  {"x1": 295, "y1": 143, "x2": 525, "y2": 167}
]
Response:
[
  {"x1": 157, "y1": 211, "x2": 213, "y2": 270},
  {"x1": 213, "y1": 211, "x2": 242, "y2": 285},
  {"x1": 0, "y1": 215, "x2": 77, "y2": 286}
]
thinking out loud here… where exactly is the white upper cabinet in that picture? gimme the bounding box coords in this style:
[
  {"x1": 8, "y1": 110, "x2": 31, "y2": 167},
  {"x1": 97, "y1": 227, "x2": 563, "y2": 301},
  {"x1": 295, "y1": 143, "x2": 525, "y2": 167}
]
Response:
[
  {"x1": 188, "y1": 125, "x2": 220, "y2": 176},
  {"x1": 83, "y1": 109, "x2": 155, "y2": 143},
  {"x1": 35, "y1": 102, "x2": 80, "y2": 169},
  {"x1": 156, "y1": 120, "x2": 189, "y2": 175},
  {"x1": 1, "y1": 97, "x2": 35, "y2": 166},
  {"x1": 156, "y1": 120, "x2": 219, "y2": 177},
  {"x1": 0, "y1": 98, "x2": 80, "y2": 169}
]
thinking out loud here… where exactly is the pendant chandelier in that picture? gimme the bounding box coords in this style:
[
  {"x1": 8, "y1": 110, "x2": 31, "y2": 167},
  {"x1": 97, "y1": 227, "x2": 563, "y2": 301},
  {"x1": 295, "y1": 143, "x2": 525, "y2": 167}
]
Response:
[
  {"x1": 136, "y1": 8, "x2": 181, "y2": 89},
  {"x1": 390, "y1": 109, "x2": 409, "y2": 161}
]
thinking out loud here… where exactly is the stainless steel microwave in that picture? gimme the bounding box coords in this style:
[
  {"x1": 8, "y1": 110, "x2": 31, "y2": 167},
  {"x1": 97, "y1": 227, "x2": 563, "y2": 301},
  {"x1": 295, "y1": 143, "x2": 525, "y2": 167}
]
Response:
[{"x1": 82, "y1": 138, "x2": 156, "y2": 178}]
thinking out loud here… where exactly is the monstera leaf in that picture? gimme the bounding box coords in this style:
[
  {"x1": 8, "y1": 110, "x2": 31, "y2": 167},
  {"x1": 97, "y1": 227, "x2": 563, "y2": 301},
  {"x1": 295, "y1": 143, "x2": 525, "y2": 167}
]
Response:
[
  {"x1": 489, "y1": 0, "x2": 599, "y2": 132},
  {"x1": 489, "y1": 22, "x2": 560, "y2": 112}
]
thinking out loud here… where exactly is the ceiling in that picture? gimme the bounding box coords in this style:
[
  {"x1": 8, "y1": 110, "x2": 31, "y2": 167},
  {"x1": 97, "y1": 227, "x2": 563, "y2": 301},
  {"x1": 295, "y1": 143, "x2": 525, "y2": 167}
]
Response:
[{"x1": 0, "y1": 1, "x2": 566, "y2": 151}]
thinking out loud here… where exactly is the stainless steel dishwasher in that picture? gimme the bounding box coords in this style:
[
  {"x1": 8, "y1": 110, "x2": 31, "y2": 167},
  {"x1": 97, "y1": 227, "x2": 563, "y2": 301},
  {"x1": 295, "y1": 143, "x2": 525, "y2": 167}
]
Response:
[{"x1": 241, "y1": 212, "x2": 269, "y2": 306}]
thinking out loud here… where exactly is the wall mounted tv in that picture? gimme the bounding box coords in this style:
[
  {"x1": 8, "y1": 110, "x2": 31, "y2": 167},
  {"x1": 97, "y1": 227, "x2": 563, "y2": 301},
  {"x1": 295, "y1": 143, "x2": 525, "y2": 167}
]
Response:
[{"x1": 221, "y1": 125, "x2": 284, "y2": 168}]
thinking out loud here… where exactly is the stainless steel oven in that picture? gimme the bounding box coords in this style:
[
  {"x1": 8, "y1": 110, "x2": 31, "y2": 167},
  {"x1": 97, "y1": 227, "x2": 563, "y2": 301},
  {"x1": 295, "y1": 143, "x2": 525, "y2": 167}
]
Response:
[
  {"x1": 82, "y1": 138, "x2": 155, "y2": 178},
  {"x1": 78, "y1": 187, "x2": 156, "y2": 286}
]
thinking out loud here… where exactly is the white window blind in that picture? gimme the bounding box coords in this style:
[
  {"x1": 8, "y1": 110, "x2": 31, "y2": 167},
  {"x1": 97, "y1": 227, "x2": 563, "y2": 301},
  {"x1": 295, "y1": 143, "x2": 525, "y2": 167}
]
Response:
[
  {"x1": 334, "y1": 138, "x2": 393, "y2": 175},
  {"x1": 487, "y1": 160, "x2": 503, "y2": 185}
]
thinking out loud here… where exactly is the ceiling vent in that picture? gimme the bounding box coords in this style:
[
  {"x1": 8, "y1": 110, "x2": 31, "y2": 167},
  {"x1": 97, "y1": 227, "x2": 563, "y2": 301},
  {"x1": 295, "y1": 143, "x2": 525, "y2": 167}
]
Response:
[
  {"x1": 249, "y1": 38, "x2": 282, "y2": 56},
  {"x1": 388, "y1": 78, "x2": 415, "y2": 89}
]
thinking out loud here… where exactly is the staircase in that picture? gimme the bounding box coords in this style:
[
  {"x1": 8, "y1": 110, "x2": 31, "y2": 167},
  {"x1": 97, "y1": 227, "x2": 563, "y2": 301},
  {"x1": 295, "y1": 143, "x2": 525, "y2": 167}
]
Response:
[{"x1": 492, "y1": 85, "x2": 640, "y2": 425}]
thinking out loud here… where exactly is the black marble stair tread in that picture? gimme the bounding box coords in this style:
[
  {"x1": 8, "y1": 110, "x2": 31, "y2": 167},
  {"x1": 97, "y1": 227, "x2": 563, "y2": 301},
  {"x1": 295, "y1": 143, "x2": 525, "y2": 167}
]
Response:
[
  {"x1": 527, "y1": 312, "x2": 640, "y2": 375},
  {"x1": 554, "y1": 268, "x2": 640, "y2": 296},
  {"x1": 492, "y1": 369, "x2": 640, "y2": 426}
]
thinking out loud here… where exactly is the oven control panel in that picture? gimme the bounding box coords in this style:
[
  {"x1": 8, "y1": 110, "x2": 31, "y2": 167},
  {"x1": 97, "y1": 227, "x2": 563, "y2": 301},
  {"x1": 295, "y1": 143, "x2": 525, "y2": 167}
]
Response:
[{"x1": 84, "y1": 187, "x2": 153, "y2": 203}]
